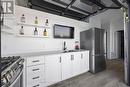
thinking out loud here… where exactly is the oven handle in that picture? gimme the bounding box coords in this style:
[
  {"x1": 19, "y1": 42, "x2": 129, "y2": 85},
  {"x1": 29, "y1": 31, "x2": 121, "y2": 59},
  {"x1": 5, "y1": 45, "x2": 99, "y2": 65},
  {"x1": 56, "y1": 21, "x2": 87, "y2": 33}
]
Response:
[{"x1": 9, "y1": 68, "x2": 23, "y2": 87}]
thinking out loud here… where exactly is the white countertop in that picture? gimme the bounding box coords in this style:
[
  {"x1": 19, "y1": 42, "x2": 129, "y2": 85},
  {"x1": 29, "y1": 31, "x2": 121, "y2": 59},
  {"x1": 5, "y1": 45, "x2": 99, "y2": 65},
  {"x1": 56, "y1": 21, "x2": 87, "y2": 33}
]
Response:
[{"x1": 2, "y1": 49, "x2": 89, "y2": 57}]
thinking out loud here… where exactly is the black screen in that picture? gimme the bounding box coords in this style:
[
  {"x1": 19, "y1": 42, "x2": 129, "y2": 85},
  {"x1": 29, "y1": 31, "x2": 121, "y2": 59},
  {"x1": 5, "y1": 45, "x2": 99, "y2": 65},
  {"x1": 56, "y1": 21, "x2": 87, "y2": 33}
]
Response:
[{"x1": 54, "y1": 24, "x2": 74, "y2": 39}]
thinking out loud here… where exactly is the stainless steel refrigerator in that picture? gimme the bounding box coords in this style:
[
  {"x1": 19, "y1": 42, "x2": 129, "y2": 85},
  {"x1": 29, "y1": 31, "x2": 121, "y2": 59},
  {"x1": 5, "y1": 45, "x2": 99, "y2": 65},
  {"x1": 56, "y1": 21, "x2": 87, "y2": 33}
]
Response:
[{"x1": 80, "y1": 28, "x2": 106, "y2": 73}]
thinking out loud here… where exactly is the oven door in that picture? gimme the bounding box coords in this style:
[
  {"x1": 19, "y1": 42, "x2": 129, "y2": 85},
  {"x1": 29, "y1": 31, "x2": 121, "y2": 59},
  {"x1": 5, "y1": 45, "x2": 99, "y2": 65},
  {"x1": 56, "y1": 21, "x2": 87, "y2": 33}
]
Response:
[{"x1": 9, "y1": 67, "x2": 23, "y2": 87}]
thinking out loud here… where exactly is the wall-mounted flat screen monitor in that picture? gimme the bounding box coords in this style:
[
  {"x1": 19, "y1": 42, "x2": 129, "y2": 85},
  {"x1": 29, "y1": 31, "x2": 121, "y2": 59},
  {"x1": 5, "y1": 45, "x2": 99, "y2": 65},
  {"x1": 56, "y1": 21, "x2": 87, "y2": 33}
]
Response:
[{"x1": 54, "y1": 24, "x2": 74, "y2": 39}]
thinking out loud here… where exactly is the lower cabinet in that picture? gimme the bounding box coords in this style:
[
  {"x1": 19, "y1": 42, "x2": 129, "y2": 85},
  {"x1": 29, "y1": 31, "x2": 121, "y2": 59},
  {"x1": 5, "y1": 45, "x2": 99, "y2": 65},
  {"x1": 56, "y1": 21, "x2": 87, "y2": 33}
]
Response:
[
  {"x1": 72, "y1": 52, "x2": 81, "y2": 77},
  {"x1": 61, "y1": 53, "x2": 73, "y2": 80},
  {"x1": 26, "y1": 65, "x2": 45, "y2": 87},
  {"x1": 80, "y1": 51, "x2": 89, "y2": 73},
  {"x1": 25, "y1": 56, "x2": 45, "y2": 87},
  {"x1": 61, "y1": 51, "x2": 89, "y2": 81},
  {"x1": 24, "y1": 51, "x2": 89, "y2": 87},
  {"x1": 44, "y1": 54, "x2": 62, "y2": 86}
]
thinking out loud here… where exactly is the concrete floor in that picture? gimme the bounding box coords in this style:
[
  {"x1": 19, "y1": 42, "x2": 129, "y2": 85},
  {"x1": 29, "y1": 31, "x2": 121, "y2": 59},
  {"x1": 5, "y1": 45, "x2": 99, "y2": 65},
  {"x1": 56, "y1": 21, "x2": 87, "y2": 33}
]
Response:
[{"x1": 49, "y1": 59, "x2": 130, "y2": 87}]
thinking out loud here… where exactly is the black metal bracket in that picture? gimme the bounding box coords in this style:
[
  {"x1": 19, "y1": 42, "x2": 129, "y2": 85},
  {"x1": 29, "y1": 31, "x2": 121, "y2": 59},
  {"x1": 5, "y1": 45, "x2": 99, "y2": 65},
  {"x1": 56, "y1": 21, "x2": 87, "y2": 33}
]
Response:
[
  {"x1": 61, "y1": 0, "x2": 77, "y2": 15},
  {"x1": 65, "y1": 0, "x2": 76, "y2": 10},
  {"x1": 111, "y1": 0, "x2": 123, "y2": 7}
]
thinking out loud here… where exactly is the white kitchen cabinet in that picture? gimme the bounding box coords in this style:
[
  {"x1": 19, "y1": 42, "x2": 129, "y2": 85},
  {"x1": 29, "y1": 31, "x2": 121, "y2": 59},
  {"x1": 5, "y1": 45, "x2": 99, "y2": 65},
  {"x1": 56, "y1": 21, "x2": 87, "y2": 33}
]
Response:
[
  {"x1": 26, "y1": 65, "x2": 44, "y2": 84},
  {"x1": 45, "y1": 54, "x2": 62, "y2": 86},
  {"x1": 24, "y1": 51, "x2": 89, "y2": 87},
  {"x1": 25, "y1": 56, "x2": 45, "y2": 87},
  {"x1": 80, "y1": 51, "x2": 89, "y2": 73},
  {"x1": 26, "y1": 56, "x2": 44, "y2": 66},
  {"x1": 27, "y1": 82, "x2": 44, "y2": 87},
  {"x1": 26, "y1": 65, "x2": 45, "y2": 87},
  {"x1": 61, "y1": 53, "x2": 73, "y2": 80},
  {"x1": 61, "y1": 51, "x2": 89, "y2": 80},
  {"x1": 72, "y1": 52, "x2": 81, "y2": 76}
]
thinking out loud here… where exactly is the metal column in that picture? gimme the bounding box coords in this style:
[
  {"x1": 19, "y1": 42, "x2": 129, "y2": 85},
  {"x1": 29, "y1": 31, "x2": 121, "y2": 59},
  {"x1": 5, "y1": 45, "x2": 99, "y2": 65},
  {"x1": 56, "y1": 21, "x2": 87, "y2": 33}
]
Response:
[{"x1": 124, "y1": 1, "x2": 130, "y2": 86}]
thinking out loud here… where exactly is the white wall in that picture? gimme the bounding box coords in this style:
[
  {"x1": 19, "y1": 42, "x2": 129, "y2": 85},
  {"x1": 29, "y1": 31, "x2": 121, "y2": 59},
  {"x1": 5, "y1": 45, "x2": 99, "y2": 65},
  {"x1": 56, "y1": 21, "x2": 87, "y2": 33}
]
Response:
[
  {"x1": 1, "y1": 5, "x2": 124, "y2": 59},
  {"x1": 1, "y1": 5, "x2": 89, "y2": 56},
  {"x1": 89, "y1": 9, "x2": 124, "y2": 59}
]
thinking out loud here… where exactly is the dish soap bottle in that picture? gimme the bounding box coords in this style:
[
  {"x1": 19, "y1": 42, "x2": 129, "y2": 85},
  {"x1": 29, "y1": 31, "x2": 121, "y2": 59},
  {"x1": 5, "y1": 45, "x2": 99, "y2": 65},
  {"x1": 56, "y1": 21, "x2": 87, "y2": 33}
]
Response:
[
  {"x1": 34, "y1": 16, "x2": 38, "y2": 24},
  {"x1": 45, "y1": 19, "x2": 49, "y2": 26},
  {"x1": 43, "y1": 28, "x2": 47, "y2": 36},
  {"x1": 75, "y1": 41, "x2": 79, "y2": 50},
  {"x1": 34, "y1": 28, "x2": 38, "y2": 35},
  {"x1": 19, "y1": 26, "x2": 24, "y2": 35},
  {"x1": 21, "y1": 14, "x2": 25, "y2": 23}
]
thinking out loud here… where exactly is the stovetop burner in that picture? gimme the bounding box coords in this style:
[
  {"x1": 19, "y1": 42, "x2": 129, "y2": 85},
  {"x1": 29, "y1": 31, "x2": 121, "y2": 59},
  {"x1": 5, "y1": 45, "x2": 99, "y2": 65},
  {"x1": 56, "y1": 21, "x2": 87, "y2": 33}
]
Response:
[
  {"x1": 1, "y1": 56, "x2": 21, "y2": 71},
  {"x1": 1, "y1": 56, "x2": 24, "y2": 87}
]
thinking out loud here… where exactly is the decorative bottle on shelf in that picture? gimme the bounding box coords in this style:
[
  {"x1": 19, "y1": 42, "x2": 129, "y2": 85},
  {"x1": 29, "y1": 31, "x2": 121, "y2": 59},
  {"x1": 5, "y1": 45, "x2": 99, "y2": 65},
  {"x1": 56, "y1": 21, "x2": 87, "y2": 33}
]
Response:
[
  {"x1": 45, "y1": 19, "x2": 49, "y2": 26},
  {"x1": 19, "y1": 26, "x2": 24, "y2": 35},
  {"x1": 43, "y1": 28, "x2": 47, "y2": 36},
  {"x1": 21, "y1": 14, "x2": 25, "y2": 23},
  {"x1": 34, "y1": 16, "x2": 38, "y2": 24},
  {"x1": 34, "y1": 28, "x2": 38, "y2": 35}
]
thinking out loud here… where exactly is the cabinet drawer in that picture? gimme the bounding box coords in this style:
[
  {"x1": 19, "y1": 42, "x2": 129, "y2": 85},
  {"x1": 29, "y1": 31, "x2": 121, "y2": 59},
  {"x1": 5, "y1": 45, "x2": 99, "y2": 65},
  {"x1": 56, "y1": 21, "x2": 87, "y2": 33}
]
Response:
[
  {"x1": 27, "y1": 64, "x2": 44, "y2": 75},
  {"x1": 27, "y1": 73, "x2": 44, "y2": 85},
  {"x1": 26, "y1": 56, "x2": 44, "y2": 66},
  {"x1": 27, "y1": 65, "x2": 44, "y2": 84},
  {"x1": 27, "y1": 82, "x2": 44, "y2": 87}
]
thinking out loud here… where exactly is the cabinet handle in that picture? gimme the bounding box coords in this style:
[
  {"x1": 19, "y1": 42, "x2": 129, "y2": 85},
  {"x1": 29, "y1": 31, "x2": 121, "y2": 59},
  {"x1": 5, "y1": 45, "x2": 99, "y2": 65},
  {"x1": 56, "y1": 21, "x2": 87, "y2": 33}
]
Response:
[
  {"x1": 32, "y1": 60, "x2": 39, "y2": 63},
  {"x1": 71, "y1": 55, "x2": 72, "y2": 60},
  {"x1": 33, "y1": 84, "x2": 39, "y2": 87},
  {"x1": 81, "y1": 54, "x2": 83, "y2": 59},
  {"x1": 32, "y1": 68, "x2": 40, "y2": 71},
  {"x1": 71, "y1": 55, "x2": 74, "y2": 61},
  {"x1": 32, "y1": 76, "x2": 39, "y2": 80},
  {"x1": 59, "y1": 57, "x2": 62, "y2": 63}
]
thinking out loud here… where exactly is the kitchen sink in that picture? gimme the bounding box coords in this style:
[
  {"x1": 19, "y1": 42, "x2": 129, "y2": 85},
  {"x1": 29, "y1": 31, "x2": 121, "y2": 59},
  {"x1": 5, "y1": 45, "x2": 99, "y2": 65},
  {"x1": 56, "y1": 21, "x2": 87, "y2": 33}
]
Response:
[{"x1": 62, "y1": 50, "x2": 79, "y2": 53}]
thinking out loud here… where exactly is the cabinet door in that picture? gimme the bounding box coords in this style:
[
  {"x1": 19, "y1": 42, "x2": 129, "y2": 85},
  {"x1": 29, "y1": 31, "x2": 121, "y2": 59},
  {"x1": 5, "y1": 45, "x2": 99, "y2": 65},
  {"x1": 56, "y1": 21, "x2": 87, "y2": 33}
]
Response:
[
  {"x1": 61, "y1": 53, "x2": 72, "y2": 80},
  {"x1": 80, "y1": 51, "x2": 89, "y2": 73},
  {"x1": 45, "y1": 54, "x2": 62, "y2": 86},
  {"x1": 72, "y1": 52, "x2": 81, "y2": 76}
]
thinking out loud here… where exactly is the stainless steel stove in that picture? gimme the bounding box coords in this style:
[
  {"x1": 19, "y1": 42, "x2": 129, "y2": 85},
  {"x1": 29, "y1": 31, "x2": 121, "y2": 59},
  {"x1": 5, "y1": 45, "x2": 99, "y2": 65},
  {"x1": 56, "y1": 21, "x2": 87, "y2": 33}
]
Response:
[{"x1": 1, "y1": 56, "x2": 24, "y2": 87}]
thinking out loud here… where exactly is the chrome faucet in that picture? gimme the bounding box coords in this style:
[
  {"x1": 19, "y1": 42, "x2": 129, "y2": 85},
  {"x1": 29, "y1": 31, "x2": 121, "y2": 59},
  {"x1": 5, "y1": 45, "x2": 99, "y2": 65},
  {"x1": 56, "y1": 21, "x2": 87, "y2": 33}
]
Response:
[{"x1": 63, "y1": 41, "x2": 67, "y2": 51}]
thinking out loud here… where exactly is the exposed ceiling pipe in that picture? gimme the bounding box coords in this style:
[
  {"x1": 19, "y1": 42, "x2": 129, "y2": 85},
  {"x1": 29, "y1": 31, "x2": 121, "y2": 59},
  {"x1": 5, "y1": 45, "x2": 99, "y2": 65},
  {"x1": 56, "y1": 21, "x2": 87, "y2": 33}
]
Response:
[
  {"x1": 29, "y1": 0, "x2": 85, "y2": 19},
  {"x1": 87, "y1": 0, "x2": 106, "y2": 8},
  {"x1": 106, "y1": 7, "x2": 121, "y2": 9},
  {"x1": 61, "y1": 0, "x2": 77, "y2": 15},
  {"x1": 80, "y1": 0, "x2": 122, "y2": 21},
  {"x1": 52, "y1": 0, "x2": 91, "y2": 15}
]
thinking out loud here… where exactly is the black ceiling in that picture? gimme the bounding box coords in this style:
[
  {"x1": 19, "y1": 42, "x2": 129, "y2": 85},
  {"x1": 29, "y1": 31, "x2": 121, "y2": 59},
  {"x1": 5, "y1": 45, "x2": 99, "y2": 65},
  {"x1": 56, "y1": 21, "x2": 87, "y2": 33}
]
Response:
[{"x1": 27, "y1": 0, "x2": 122, "y2": 21}]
